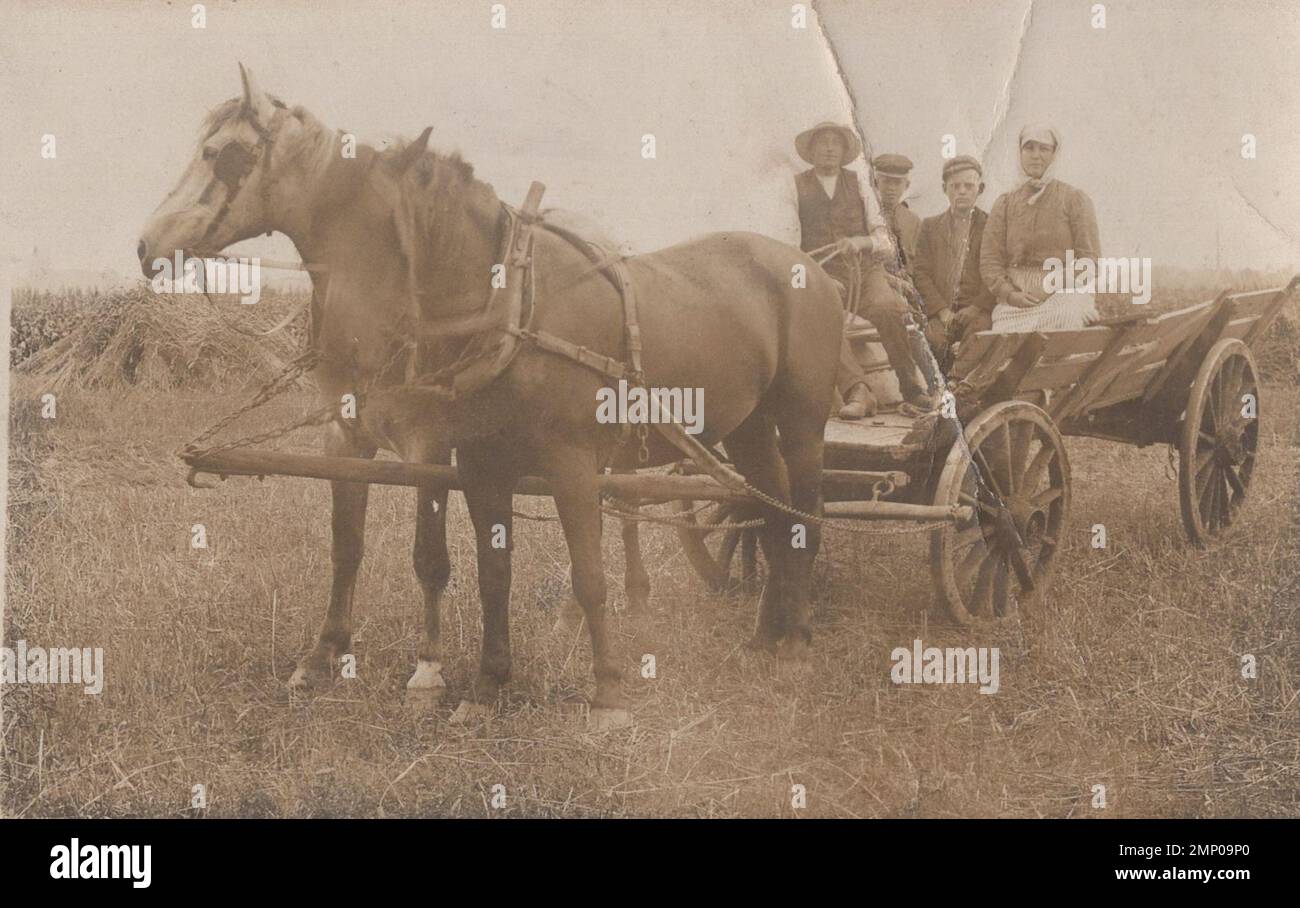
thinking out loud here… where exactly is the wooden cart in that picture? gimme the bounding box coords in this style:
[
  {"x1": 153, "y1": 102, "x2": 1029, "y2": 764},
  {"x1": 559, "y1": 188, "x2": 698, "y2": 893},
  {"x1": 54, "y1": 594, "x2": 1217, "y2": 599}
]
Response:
[{"x1": 672, "y1": 278, "x2": 1299, "y2": 623}]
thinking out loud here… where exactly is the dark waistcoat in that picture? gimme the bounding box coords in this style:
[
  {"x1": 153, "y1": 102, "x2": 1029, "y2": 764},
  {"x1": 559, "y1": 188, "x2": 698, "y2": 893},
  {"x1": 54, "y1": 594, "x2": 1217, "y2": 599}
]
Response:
[{"x1": 796, "y1": 168, "x2": 868, "y2": 253}]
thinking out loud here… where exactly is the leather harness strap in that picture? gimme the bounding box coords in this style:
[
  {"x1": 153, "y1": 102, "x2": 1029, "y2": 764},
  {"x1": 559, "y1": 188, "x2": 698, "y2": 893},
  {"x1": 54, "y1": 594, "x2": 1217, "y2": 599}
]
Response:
[{"x1": 408, "y1": 182, "x2": 743, "y2": 479}]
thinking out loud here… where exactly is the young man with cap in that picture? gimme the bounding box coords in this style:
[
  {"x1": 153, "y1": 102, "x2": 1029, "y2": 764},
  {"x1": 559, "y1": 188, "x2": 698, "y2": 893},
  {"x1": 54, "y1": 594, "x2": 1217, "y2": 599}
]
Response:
[
  {"x1": 871, "y1": 153, "x2": 921, "y2": 268},
  {"x1": 911, "y1": 155, "x2": 997, "y2": 361},
  {"x1": 778, "y1": 123, "x2": 936, "y2": 419}
]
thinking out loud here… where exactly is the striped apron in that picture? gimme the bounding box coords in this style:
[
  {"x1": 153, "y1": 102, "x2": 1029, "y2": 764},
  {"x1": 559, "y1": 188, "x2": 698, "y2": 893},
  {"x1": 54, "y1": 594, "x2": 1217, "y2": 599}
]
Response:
[{"x1": 991, "y1": 264, "x2": 1099, "y2": 332}]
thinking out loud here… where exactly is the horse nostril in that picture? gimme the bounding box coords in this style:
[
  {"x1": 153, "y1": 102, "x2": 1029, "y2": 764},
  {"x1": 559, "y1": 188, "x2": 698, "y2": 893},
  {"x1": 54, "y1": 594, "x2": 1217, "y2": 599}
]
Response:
[{"x1": 137, "y1": 239, "x2": 147, "y2": 263}]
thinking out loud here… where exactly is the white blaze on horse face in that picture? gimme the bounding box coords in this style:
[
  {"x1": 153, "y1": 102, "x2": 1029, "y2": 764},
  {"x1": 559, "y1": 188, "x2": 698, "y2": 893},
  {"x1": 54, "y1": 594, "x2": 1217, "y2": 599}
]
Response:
[{"x1": 139, "y1": 66, "x2": 278, "y2": 269}]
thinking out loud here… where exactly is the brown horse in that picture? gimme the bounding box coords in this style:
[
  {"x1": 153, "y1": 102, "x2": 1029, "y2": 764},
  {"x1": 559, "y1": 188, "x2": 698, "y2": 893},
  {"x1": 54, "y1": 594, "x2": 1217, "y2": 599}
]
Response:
[{"x1": 138, "y1": 66, "x2": 842, "y2": 727}]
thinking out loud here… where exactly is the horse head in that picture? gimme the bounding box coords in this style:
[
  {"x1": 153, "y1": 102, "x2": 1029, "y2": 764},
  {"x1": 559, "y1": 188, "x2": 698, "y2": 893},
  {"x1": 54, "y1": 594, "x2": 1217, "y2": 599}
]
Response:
[{"x1": 137, "y1": 64, "x2": 329, "y2": 276}]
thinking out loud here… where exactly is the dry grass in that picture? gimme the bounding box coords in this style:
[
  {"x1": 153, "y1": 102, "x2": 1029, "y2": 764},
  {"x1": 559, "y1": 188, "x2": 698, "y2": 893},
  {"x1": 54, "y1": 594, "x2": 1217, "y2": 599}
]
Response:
[
  {"x1": 17, "y1": 286, "x2": 306, "y2": 393},
  {"x1": 4, "y1": 297, "x2": 1299, "y2": 818}
]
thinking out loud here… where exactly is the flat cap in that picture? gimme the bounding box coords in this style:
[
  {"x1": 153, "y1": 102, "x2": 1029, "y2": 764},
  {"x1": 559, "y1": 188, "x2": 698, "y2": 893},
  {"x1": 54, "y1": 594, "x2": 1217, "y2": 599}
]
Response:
[
  {"x1": 871, "y1": 153, "x2": 913, "y2": 177},
  {"x1": 942, "y1": 155, "x2": 983, "y2": 181}
]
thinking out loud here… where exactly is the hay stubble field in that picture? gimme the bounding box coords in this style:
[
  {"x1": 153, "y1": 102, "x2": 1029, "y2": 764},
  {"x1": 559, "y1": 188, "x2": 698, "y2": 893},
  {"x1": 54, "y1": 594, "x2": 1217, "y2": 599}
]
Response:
[{"x1": 4, "y1": 283, "x2": 1299, "y2": 818}]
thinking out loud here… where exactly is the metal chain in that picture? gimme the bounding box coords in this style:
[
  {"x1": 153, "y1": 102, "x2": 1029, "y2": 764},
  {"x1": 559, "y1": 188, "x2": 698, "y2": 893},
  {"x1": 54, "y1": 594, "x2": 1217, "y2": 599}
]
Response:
[{"x1": 182, "y1": 349, "x2": 322, "y2": 456}]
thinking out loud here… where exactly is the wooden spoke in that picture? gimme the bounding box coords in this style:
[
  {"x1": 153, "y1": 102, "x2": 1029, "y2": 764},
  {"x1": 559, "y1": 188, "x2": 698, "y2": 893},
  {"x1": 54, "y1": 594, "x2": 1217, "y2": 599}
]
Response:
[
  {"x1": 969, "y1": 553, "x2": 998, "y2": 616},
  {"x1": 1197, "y1": 462, "x2": 1218, "y2": 516},
  {"x1": 933, "y1": 401, "x2": 1069, "y2": 624},
  {"x1": 1194, "y1": 446, "x2": 1215, "y2": 479},
  {"x1": 952, "y1": 524, "x2": 992, "y2": 551},
  {"x1": 1008, "y1": 422, "x2": 1033, "y2": 492},
  {"x1": 992, "y1": 559, "x2": 1011, "y2": 617},
  {"x1": 999, "y1": 422, "x2": 1017, "y2": 494},
  {"x1": 675, "y1": 498, "x2": 762, "y2": 593},
  {"x1": 956, "y1": 538, "x2": 990, "y2": 586},
  {"x1": 1030, "y1": 487, "x2": 1063, "y2": 509},
  {"x1": 1021, "y1": 443, "x2": 1056, "y2": 497},
  {"x1": 1224, "y1": 463, "x2": 1246, "y2": 498},
  {"x1": 972, "y1": 446, "x2": 1005, "y2": 500}
]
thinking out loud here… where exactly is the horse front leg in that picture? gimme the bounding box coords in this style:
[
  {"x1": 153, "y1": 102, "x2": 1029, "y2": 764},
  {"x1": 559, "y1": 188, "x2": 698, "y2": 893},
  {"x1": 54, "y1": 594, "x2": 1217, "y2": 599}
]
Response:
[
  {"x1": 449, "y1": 440, "x2": 519, "y2": 724},
  {"x1": 406, "y1": 442, "x2": 453, "y2": 707},
  {"x1": 289, "y1": 422, "x2": 376, "y2": 691},
  {"x1": 546, "y1": 447, "x2": 630, "y2": 729},
  {"x1": 553, "y1": 468, "x2": 649, "y2": 636},
  {"x1": 612, "y1": 479, "x2": 651, "y2": 616}
]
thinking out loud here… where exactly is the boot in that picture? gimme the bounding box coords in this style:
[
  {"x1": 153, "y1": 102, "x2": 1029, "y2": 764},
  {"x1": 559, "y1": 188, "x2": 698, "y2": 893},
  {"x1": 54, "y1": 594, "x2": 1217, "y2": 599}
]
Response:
[{"x1": 838, "y1": 382, "x2": 878, "y2": 420}]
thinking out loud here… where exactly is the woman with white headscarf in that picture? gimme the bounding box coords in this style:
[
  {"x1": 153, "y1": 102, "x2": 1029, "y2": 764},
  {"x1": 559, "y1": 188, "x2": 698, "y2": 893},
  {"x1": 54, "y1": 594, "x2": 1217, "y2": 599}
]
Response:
[{"x1": 978, "y1": 125, "x2": 1102, "y2": 332}]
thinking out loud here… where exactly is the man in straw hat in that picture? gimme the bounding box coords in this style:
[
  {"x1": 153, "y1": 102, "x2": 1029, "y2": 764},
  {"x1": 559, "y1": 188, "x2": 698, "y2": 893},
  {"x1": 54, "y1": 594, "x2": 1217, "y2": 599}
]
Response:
[{"x1": 777, "y1": 121, "x2": 936, "y2": 419}]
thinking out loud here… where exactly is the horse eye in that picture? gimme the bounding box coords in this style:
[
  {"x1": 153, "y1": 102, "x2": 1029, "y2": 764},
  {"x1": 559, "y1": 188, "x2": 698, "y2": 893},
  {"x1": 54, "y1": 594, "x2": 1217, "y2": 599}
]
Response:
[{"x1": 202, "y1": 147, "x2": 218, "y2": 160}]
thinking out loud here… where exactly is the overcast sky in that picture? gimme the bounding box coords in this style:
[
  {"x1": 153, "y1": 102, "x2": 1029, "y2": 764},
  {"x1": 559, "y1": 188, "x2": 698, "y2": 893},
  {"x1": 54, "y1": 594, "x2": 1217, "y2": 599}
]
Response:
[{"x1": 1, "y1": 0, "x2": 1297, "y2": 284}]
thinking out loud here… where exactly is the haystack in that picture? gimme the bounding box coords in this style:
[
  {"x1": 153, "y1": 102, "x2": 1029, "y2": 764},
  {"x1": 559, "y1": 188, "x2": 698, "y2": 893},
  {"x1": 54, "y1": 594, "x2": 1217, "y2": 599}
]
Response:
[{"x1": 19, "y1": 285, "x2": 309, "y2": 392}]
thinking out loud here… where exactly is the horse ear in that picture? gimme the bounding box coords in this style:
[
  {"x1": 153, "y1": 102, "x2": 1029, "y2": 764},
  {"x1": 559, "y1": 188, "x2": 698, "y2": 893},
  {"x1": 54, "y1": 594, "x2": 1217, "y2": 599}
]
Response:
[
  {"x1": 393, "y1": 126, "x2": 433, "y2": 174},
  {"x1": 238, "y1": 63, "x2": 276, "y2": 127}
]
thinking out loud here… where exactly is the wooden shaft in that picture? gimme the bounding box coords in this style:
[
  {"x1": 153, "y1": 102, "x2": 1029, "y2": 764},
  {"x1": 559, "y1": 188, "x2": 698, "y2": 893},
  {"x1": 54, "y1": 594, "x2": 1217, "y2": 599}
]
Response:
[
  {"x1": 182, "y1": 449, "x2": 969, "y2": 523},
  {"x1": 824, "y1": 500, "x2": 974, "y2": 522},
  {"x1": 184, "y1": 449, "x2": 746, "y2": 501}
]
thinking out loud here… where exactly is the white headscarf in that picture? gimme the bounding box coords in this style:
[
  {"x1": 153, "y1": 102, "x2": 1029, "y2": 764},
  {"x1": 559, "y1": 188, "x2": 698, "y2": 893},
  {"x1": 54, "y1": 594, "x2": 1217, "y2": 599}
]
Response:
[{"x1": 1019, "y1": 124, "x2": 1061, "y2": 206}]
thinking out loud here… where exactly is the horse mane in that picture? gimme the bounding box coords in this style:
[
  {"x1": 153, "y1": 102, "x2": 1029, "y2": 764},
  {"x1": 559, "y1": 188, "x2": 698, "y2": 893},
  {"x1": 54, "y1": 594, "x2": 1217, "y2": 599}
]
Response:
[{"x1": 383, "y1": 138, "x2": 503, "y2": 294}]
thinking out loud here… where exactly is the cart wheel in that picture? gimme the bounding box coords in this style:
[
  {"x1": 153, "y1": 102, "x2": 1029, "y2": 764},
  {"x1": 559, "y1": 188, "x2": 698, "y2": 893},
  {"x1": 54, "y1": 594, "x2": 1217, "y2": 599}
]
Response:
[
  {"x1": 930, "y1": 400, "x2": 1070, "y2": 624},
  {"x1": 1178, "y1": 338, "x2": 1259, "y2": 544},
  {"x1": 673, "y1": 499, "x2": 763, "y2": 593}
]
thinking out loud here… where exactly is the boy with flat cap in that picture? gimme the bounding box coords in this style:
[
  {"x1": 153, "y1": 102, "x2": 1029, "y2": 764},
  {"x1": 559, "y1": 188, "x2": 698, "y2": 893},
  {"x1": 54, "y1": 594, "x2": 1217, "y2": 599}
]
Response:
[
  {"x1": 871, "y1": 153, "x2": 921, "y2": 268},
  {"x1": 911, "y1": 155, "x2": 997, "y2": 361}
]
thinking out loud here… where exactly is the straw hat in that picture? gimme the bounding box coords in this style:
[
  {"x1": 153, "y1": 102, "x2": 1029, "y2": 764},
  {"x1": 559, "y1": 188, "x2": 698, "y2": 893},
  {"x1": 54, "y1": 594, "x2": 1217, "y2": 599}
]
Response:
[{"x1": 795, "y1": 122, "x2": 862, "y2": 166}]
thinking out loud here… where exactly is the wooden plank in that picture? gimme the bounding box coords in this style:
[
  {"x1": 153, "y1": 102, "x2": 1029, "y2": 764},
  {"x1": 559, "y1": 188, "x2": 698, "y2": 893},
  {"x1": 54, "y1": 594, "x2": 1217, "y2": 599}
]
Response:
[
  {"x1": 1078, "y1": 358, "x2": 1170, "y2": 412},
  {"x1": 1019, "y1": 355, "x2": 1102, "y2": 392},
  {"x1": 1048, "y1": 323, "x2": 1142, "y2": 425},
  {"x1": 1137, "y1": 291, "x2": 1232, "y2": 410},
  {"x1": 1038, "y1": 328, "x2": 1112, "y2": 359},
  {"x1": 949, "y1": 331, "x2": 1003, "y2": 378},
  {"x1": 1240, "y1": 278, "x2": 1299, "y2": 347},
  {"x1": 984, "y1": 332, "x2": 1046, "y2": 403}
]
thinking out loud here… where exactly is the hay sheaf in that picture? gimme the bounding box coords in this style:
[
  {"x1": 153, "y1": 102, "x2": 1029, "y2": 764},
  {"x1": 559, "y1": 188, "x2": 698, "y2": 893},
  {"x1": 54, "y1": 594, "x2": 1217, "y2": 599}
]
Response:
[{"x1": 18, "y1": 285, "x2": 309, "y2": 392}]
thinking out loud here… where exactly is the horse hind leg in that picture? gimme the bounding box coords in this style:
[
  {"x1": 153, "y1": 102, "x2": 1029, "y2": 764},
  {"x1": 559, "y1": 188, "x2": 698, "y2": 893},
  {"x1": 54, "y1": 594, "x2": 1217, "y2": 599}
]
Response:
[
  {"x1": 722, "y1": 410, "x2": 793, "y2": 654},
  {"x1": 772, "y1": 409, "x2": 827, "y2": 661},
  {"x1": 289, "y1": 423, "x2": 377, "y2": 692}
]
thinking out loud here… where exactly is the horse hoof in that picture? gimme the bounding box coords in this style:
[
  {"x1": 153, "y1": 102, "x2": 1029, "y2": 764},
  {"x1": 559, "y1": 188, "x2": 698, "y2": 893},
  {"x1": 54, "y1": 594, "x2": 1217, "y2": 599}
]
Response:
[
  {"x1": 448, "y1": 699, "x2": 491, "y2": 726},
  {"x1": 551, "y1": 601, "x2": 586, "y2": 636},
  {"x1": 746, "y1": 634, "x2": 781, "y2": 655},
  {"x1": 776, "y1": 635, "x2": 812, "y2": 663},
  {"x1": 287, "y1": 662, "x2": 328, "y2": 693},
  {"x1": 588, "y1": 706, "x2": 632, "y2": 731},
  {"x1": 405, "y1": 685, "x2": 446, "y2": 710}
]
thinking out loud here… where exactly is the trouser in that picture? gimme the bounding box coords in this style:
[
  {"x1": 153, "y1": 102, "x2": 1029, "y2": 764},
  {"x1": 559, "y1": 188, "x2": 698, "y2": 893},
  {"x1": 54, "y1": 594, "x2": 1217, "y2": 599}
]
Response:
[
  {"x1": 837, "y1": 262, "x2": 930, "y2": 403},
  {"x1": 948, "y1": 305, "x2": 994, "y2": 382}
]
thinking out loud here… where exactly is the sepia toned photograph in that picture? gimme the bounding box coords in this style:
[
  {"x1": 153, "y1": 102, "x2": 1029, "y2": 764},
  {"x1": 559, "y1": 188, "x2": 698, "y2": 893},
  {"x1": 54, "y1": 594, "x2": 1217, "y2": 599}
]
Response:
[{"x1": 1, "y1": 0, "x2": 1297, "y2": 873}]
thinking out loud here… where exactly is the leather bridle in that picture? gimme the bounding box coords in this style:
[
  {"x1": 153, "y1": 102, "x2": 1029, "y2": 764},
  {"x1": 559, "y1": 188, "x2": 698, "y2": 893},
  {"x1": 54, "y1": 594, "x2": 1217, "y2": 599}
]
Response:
[{"x1": 201, "y1": 106, "x2": 280, "y2": 244}]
